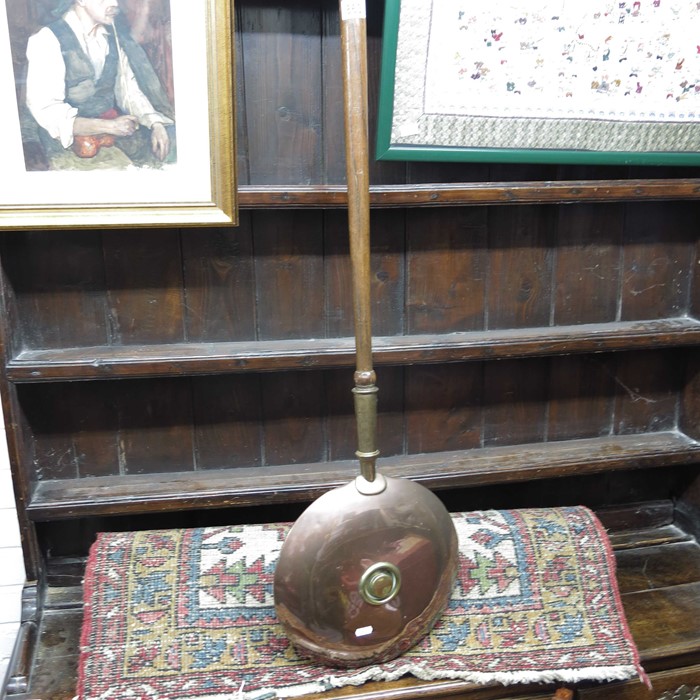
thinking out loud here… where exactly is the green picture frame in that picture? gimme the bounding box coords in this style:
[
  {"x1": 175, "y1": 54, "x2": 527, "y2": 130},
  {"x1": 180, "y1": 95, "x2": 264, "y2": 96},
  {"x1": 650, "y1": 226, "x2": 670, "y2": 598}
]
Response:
[{"x1": 376, "y1": 0, "x2": 700, "y2": 166}]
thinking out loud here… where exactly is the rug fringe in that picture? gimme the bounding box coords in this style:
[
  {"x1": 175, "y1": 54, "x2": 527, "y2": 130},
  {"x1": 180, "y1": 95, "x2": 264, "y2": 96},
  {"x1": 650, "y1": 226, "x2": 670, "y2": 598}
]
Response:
[
  {"x1": 327, "y1": 662, "x2": 643, "y2": 688},
  {"x1": 242, "y1": 664, "x2": 644, "y2": 700}
]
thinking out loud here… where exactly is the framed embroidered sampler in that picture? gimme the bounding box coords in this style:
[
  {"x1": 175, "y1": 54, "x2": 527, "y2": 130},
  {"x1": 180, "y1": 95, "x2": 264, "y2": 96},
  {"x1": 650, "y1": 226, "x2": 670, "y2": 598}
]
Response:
[
  {"x1": 0, "y1": 0, "x2": 237, "y2": 229},
  {"x1": 376, "y1": 0, "x2": 700, "y2": 165}
]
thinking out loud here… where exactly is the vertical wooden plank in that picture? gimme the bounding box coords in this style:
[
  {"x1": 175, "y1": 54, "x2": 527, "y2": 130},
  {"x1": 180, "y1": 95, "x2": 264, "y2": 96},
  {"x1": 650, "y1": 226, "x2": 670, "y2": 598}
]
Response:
[
  {"x1": 181, "y1": 217, "x2": 256, "y2": 343},
  {"x1": 405, "y1": 363, "x2": 482, "y2": 454},
  {"x1": 261, "y1": 371, "x2": 325, "y2": 466},
  {"x1": 254, "y1": 210, "x2": 325, "y2": 340},
  {"x1": 103, "y1": 230, "x2": 186, "y2": 345},
  {"x1": 234, "y1": 2, "x2": 251, "y2": 185},
  {"x1": 691, "y1": 222, "x2": 700, "y2": 320},
  {"x1": 488, "y1": 163, "x2": 558, "y2": 183},
  {"x1": 406, "y1": 161, "x2": 490, "y2": 185},
  {"x1": 553, "y1": 204, "x2": 623, "y2": 325},
  {"x1": 193, "y1": 375, "x2": 262, "y2": 470},
  {"x1": 487, "y1": 206, "x2": 554, "y2": 330},
  {"x1": 18, "y1": 385, "x2": 79, "y2": 481},
  {"x1": 19, "y1": 382, "x2": 118, "y2": 480},
  {"x1": 324, "y1": 210, "x2": 354, "y2": 338},
  {"x1": 620, "y1": 202, "x2": 695, "y2": 321},
  {"x1": 613, "y1": 351, "x2": 681, "y2": 435},
  {"x1": 406, "y1": 208, "x2": 487, "y2": 334},
  {"x1": 547, "y1": 355, "x2": 615, "y2": 441},
  {"x1": 69, "y1": 382, "x2": 120, "y2": 479},
  {"x1": 324, "y1": 209, "x2": 404, "y2": 338},
  {"x1": 325, "y1": 367, "x2": 355, "y2": 461},
  {"x1": 321, "y1": 1, "x2": 345, "y2": 184},
  {"x1": 680, "y1": 353, "x2": 700, "y2": 442},
  {"x1": 239, "y1": 1, "x2": 323, "y2": 185},
  {"x1": 483, "y1": 358, "x2": 548, "y2": 447},
  {"x1": 117, "y1": 378, "x2": 195, "y2": 474},
  {"x1": 1, "y1": 231, "x2": 108, "y2": 350},
  {"x1": 369, "y1": 210, "x2": 405, "y2": 337},
  {"x1": 374, "y1": 365, "x2": 406, "y2": 459}
]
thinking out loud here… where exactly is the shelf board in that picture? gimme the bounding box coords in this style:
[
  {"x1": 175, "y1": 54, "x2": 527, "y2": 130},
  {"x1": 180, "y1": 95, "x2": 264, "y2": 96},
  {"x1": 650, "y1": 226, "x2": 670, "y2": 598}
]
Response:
[
  {"x1": 8, "y1": 317, "x2": 700, "y2": 382},
  {"x1": 27, "y1": 430, "x2": 700, "y2": 520},
  {"x1": 238, "y1": 179, "x2": 700, "y2": 208}
]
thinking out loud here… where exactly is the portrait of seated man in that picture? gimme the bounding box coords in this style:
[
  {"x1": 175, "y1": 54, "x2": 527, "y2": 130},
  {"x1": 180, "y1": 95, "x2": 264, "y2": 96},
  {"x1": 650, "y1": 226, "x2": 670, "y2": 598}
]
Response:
[{"x1": 21, "y1": 0, "x2": 176, "y2": 171}]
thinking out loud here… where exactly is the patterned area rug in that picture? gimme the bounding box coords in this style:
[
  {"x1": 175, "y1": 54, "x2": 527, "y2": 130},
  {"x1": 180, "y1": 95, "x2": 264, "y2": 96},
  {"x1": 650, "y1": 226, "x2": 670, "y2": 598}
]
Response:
[{"x1": 77, "y1": 507, "x2": 647, "y2": 700}]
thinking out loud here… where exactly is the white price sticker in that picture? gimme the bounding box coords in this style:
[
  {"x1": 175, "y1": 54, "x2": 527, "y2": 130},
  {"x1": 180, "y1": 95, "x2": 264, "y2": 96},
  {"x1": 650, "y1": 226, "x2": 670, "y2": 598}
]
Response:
[{"x1": 340, "y1": 0, "x2": 366, "y2": 20}]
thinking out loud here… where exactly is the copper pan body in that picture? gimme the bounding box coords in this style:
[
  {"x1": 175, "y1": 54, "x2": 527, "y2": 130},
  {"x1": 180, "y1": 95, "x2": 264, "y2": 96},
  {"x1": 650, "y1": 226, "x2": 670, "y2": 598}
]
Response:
[{"x1": 273, "y1": 476, "x2": 458, "y2": 667}]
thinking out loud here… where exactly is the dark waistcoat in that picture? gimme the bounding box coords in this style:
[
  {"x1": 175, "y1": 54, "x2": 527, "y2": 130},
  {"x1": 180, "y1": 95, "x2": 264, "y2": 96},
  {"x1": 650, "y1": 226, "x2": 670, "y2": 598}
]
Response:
[{"x1": 48, "y1": 18, "x2": 119, "y2": 118}]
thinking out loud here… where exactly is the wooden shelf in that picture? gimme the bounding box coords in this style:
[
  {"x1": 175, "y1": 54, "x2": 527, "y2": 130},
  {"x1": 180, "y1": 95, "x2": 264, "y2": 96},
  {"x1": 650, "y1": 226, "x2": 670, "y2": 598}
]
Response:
[
  {"x1": 238, "y1": 179, "x2": 700, "y2": 209},
  {"x1": 8, "y1": 318, "x2": 700, "y2": 382},
  {"x1": 26, "y1": 430, "x2": 700, "y2": 520}
]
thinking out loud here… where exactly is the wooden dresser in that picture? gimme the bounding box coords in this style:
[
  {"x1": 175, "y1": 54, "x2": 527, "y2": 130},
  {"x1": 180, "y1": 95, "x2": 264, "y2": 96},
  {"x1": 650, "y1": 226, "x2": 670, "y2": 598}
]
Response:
[{"x1": 3, "y1": 1, "x2": 700, "y2": 698}]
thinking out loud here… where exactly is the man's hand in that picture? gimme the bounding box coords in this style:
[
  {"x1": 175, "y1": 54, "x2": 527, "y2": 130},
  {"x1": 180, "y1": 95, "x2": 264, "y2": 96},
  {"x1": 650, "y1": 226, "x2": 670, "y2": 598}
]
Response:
[
  {"x1": 74, "y1": 114, "x2": 138, "y2": 137},
  {"x1": 108, "y1": 115, "x2": 139, "y2": 137},
  {"x1": 150, "y1": 122, "x2": 170, "y2": 161}
]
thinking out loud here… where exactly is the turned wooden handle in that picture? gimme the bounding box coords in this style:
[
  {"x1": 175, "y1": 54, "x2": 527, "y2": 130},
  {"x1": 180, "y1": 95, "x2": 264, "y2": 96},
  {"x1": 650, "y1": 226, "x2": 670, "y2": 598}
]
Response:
[{"x1": 339, "y1": 3, "x2": 373, "y2": 381}]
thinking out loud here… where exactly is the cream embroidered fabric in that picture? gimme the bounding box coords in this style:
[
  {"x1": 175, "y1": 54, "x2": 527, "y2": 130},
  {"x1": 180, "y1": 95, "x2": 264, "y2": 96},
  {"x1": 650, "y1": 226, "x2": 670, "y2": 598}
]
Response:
[{"x1": 391, "y1": 0, "x2": 700, "y2": 153}]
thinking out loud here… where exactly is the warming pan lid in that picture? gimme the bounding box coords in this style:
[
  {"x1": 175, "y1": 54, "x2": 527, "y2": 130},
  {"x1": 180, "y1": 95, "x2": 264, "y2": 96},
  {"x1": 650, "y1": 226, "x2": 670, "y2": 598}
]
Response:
[{"x1": 273, "y1": 475, "x2": 459, "y2": 667}]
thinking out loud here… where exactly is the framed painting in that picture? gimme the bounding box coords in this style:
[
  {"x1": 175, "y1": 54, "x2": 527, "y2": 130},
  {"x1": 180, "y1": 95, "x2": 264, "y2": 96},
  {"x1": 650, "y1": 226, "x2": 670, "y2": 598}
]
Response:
[
  {"x1": 377, "y1": 0, "x2": 700, "y2": 165},
  {"x1": 1, "y1": 0, "x2": 237, "y2": 229}
]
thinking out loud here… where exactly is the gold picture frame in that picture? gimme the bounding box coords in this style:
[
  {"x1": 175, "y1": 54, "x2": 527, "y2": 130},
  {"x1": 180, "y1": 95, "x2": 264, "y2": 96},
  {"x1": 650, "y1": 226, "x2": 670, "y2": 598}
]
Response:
[{"x1": 1, "y1": 0, "x2": 237, "y2": 229}]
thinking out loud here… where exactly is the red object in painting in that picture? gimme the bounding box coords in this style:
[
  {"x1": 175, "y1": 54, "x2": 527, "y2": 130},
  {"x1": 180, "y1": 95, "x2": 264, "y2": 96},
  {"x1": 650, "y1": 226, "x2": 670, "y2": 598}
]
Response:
[{"x1": 72, "y1": 108, "x2": 119, "y2": 158}]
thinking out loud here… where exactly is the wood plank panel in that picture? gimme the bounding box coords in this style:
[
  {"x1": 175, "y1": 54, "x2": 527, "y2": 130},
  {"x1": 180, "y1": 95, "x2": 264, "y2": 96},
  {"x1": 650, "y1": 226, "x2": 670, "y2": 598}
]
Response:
[
  {"x1": 192, "y1": 375, "x2": 262, "y2": 470},
  {"x1": 254, "y1": 210, "x2": 325, "y2": 340},
  {"x1": 547, "y1": 355, "x2": 615, "y2": 441},
  {"x1": 234, "y1": 2, "x2": 250, "y2": 184},
  {"x1": 623, "y1": 581, "x2": 700, "y2": 670},
  {"x1": 487, "y1": 206, "x2": 554, "y2": 329},
  {"x1": 681, "y1": 354, "x2": 700, "y2": 442},
  {"x1": 1, "y1": 231, "x2": 108, "y2": 350},
  {"x1": 324, "y1": 210, "x2": 404, "y2": 338},
  {"x1": 374, "y1": 366, "x2": 406, "y2": 459},
  {"x1": 553, "y1": 204, "x2": 623, "y2": 325},
  {"x1": 239, "y1": 1, "x2": 323, "y2": 185},
  {"x1": 579, "y1": 665, "x2": 700, "y2": 700},
  {"x1": 260, "y1": 370, "x2": 326, "y2": 466},
  {"x1": 102, "y1": 230, "x2": 186, "y2": 345},
  {"x1": 19, "y1": 384, "x2": 79, "y2": 481},
  {"x1": 483, "y1": 358, "x2": 548, "y2": 447},
  {"x1": 320, "y1": 2, "x2": 345, "y2": 184},
  {"x1": 323, "y1": 210, "x2": 354, "y2": 338},
  {"x1": 405, "y1": 364, "x2": 482, "y2": 454},
  {"x1": 613, "y1": 351, "x2": 682, "y2": 435},
  {"x1": 116, "y1": 378, "x2": 195, "y2": 475},
  {"x1": 19, "y1": 383, "x2": 119, "y2": 481},
  {"x1": 181, "y1": 217, "x2": 256, "y2": 343},
  {"x1": 369, "y1": 210, "x2": 405, "y2": 337},
  {"x1": 621, "y1": 202, "x2": 696, "y2": 321},
  {"x1": 616, "y1": 541, "x2": 700, "y2": 594},
  {"x1": 406, "y1": 208, "x2": 487, "y2": 334}
]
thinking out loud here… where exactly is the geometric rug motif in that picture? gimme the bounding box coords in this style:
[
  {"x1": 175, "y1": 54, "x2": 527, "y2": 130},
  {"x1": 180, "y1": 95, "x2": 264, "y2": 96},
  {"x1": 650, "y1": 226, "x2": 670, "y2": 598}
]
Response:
[{"x1": 77, "y1": 507, "x2": 648, "y2": 700}]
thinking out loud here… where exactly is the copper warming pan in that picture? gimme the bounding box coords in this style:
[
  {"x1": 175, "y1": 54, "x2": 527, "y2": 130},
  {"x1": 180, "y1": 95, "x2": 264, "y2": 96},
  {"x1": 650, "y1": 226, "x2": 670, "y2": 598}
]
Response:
[{"x1": 273, "y1": 1, "x2": 459, "y2": 668}]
